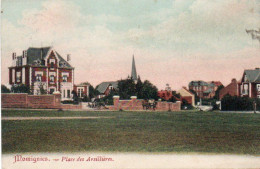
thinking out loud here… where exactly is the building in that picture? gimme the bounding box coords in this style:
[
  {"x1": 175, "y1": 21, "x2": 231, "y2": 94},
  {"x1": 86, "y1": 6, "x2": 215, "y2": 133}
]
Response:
[
  {"x1": 9, "y1": 47, "x2": 75, "y2": 100},
  {"x1": 157, "y1": 84, "x2": 173, "y2": 100},
  {"x1": 238, "y1": 68, "x2": 260, "y2": 98},
  {"x1": 96, "y1": 81, "x2": 118, "y2": 98},
  {"x1": 188, "y1": 80, "x2": 223, "y2": 99},
  {"x1": 73, "y1": 84, "x2": 89, "y2": 99},
  {"x1": 177, "y1": 87, "x2": 195, "y2": 106},
  {"x1": 131, "y1": 55, "x2": 138, "y2": 83},
  {"x1": 219, "y1": 78, "x2": 239, "y2": 100}
]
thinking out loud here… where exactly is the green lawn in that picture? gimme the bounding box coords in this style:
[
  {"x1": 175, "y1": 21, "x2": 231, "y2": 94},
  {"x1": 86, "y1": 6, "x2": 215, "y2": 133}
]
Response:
[{"x1": 2, "y1": 109, "x2": 260, "y2": 154}]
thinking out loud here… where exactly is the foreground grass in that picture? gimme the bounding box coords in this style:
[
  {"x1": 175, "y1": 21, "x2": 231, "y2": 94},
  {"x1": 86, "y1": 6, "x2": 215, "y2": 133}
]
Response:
[{"x1": 2, "y1": 110, "x2": 260, "y2": 154}]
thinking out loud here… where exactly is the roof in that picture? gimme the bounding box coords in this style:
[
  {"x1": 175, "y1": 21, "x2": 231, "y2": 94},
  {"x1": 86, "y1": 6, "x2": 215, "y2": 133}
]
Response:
[
  {"x1": 203, "y1": 88, "x2": 213, "y2": 94},
  {"x1": 96, "y1": 81, "x2": 118, "y2": 93},
  {"x1": 26, "y1": 47, "x2": 72, "y2": 68},
  {"x1": 188, "y1": 81, "x2": 208, "y2": 86},
  {"x1": 244, "y1": 69, "x2": 260, "y2": 83},
  {"x1": 131, "y1": 55, "x2": 137, "y2": 80}
]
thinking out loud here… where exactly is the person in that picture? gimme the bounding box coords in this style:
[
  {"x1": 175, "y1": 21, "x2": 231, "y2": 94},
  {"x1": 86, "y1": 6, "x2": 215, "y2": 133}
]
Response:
[{"x1": 253, "y1": 101, "x2": 257, "y2": 114}]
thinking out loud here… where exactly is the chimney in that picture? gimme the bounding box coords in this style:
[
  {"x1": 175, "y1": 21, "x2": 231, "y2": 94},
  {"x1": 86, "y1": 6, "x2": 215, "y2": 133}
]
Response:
[
  {"x1": 22, "y1": 50, "x2": 27, "y2": 58},
  {"x1": 12, "y1": 52, "x2": 16, "y2": 60},
  {"x1": 40, "y1": 48, "x2": 43, "y2": 60},
  {"x1": 22, "y1": 50, "x2": 27, "y2": 65},
  {"x1": 231, "y1": 78, "x2": 237, "y2": 83},
  {"x1": 67, "y1": 54, "x2": 71, "y2": 62}
]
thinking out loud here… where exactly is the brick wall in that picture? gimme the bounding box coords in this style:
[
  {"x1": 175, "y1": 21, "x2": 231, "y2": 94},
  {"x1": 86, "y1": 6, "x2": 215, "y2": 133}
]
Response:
[
  {"x1": 110, "y1": 96, "x2": 181, "y2": 111},
  {"x1": 1, "y1": 93, "x2": 28, "y2": 108},
  {"x1": 2, "y1": 93, "x2": 61, "y2": 109}
]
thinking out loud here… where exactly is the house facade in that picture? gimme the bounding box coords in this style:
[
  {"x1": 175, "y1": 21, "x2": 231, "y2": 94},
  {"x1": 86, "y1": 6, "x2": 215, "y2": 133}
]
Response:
[
  {"x1": 9, "y1": 47, "x2": 75, "y2": 100},
  {"x1": 238, "y1": 68, "x2": 260, "y2": 98},
  {"x1": 73, "y1": 84, "x2": 89, "y2": 99},
  {"x1": 219, "y1": 78, "x2": 239, "y2": 100},
  {"x1": 177, "y1": 87, "x2": 195, "y2": 106},
  {"x1": 188, "y1": 80, "x2": 223, "y2": 99},
  {"x1": 96, "y1": 81, "x2": 118, "y2": 98}
]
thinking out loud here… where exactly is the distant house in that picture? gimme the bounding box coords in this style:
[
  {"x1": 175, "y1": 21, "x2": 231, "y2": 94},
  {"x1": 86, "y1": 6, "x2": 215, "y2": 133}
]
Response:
[
  {"x1": 96, "y1": 81, "x2": 118, "y2": 98},
  {"x1": 157, "y1": 90, "x2": 172, "y2": 101},
  {"x1": 157, "y1": 84, "x2": 172, "y2": 100},
  {"x1": 238, "y1": 68, "x2": 260, "y2": 98},
  {"x1": 188, "y1": 80, "x2": 223, "y2": 99},
  {"x1": 219, "y1": 79, "x2": 239, "y2": 100},
  {"x1": 73, "y1": 84, "x2": 89, "y2": 99},
  {"x1": 178, "y1": 87, "x2": 195, "y2": 106}
]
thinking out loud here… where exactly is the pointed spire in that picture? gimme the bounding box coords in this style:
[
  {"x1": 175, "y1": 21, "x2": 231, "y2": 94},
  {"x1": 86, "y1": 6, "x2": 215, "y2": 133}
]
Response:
[{"x1": 131, "y1": 55, "x2": 137, "y2": 81}]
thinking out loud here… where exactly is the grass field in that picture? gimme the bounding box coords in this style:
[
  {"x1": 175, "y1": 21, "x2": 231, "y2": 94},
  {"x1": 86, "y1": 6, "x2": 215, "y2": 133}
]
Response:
[{"x1": 2, "y1": 109, "x2": 260, "y2": 154}]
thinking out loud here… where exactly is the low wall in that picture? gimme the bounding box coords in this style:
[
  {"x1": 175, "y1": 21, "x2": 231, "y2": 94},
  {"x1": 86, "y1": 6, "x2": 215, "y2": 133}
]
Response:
[
  {"x1": 109, "y1": 96, "x2": 181, "y2": 111},
  {"x1": 2, "y1": 93, "x2": 61, "y2": 109}
]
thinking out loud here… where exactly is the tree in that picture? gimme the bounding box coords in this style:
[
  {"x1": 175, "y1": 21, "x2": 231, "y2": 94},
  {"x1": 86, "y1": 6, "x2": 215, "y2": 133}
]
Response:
[
  {"x1": 213, "y1": 85, "x2": 224, "y2": 100},
  {"x1": 117, "y1": 77, "x2": 137, "y2": 99},
  {"x1": 72, "y1": 90, "x2": 79, "y2": 103},
  {"x1": 117, "y1": 77, "x2": 158, "y2": 100},
  {"x1": 136, "y1": 76, "x2": 143, "y2": 99},
  {"x1": 11, "y1": 84, "x2": 30, "y2": 93},
  {"x1": 1, "y1": 85, "x2": 10, "y2": 93},
  {"x1": 38, "y1": 83, "x2": 47, "y2": 95},
  {"x1": 141, "y1": 80, "x2": 158, "y2": 100}
]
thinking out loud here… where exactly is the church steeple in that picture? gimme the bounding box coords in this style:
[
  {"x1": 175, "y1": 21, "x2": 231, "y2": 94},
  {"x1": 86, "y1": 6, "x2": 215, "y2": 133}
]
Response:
[{"x1": 131, "y1": 55, "x2": 137, "y2": 82}]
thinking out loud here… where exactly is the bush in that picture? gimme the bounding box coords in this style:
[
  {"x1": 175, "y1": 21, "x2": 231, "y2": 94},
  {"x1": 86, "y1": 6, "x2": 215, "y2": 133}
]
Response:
[
  {"x1": 221, "y1": 95, "x2": 260, "y2": 111},
  {"x1": 11, "y1": 84, "x2": 30, "y2": 94},
  {"x1": 61, "y1": 100, "x2": 79, "y2": 105},
  {"x1": 1, "y1": 85, "x2": 10, "y2": 93}
]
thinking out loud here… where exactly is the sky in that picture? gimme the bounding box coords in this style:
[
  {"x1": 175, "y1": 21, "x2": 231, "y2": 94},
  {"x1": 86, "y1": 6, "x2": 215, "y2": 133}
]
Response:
[{"x1": 1, "y1": 0, "x2": 260, "y2": 90}]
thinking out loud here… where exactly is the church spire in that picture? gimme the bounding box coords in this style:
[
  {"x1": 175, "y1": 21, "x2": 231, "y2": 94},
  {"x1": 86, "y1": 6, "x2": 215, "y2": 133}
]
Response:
[{"x1": 131, "y1": 55, "x2": 137, "y2": 81}]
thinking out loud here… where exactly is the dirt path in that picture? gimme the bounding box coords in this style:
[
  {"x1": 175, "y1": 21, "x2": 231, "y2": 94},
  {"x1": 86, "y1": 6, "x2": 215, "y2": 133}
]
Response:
[{"x1": 2, "y1": 116, "x2": 113, "y2": 121}]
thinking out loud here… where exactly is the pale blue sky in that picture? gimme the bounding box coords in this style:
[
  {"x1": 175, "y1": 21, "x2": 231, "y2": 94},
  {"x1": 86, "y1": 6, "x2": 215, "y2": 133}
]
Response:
[{"x1": 1, "y1": 0, "x2": 260, "y2": 89}]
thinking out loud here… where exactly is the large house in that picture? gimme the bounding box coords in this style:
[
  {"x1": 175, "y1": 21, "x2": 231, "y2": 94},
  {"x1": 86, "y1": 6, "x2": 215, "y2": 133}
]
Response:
[
  {"x1": 188, "y1": 80, "x2": 223, "y2": 99},
  {"x1": 8, "y1": 46, "x2": 82, "y2": 100},
  {"x1": 239, "y1": 68, "x2": 260, "y2": 98}
]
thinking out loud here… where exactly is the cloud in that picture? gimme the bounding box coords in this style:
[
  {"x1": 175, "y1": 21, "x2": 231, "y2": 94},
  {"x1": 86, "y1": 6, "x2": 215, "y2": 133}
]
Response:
[{"x1": 125, "y1": 0, "x2": 260, "y2": 53}]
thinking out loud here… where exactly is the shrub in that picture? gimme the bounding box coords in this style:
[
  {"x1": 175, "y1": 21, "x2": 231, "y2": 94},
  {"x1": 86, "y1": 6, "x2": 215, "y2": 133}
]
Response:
[{"x1": 221, "y1": 95, "x2": 260, "y2": 111}]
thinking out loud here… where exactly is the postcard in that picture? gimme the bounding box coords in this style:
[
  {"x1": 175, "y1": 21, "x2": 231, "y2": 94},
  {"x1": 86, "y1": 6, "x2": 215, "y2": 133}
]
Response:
[{"x1": 1, "y1": 0, "x2": 260, "y2": 169}]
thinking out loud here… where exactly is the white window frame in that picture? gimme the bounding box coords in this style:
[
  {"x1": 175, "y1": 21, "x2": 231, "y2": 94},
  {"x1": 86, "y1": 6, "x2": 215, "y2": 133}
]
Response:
[
  {"x1": 257, "y1": 84, "x2": 260, "y2": 92},
  {"x1": 16, "y1": 72, "x2": 21, "y2": 83}
]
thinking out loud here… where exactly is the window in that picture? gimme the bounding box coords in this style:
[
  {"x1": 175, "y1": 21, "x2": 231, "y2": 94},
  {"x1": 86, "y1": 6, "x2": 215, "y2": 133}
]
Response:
[
  {"x1": 257, "y1": 84, "x2": 260, "y2": 92},
  {"x1": 78, "y1": 88, "x2": 84, "y2": 98},
  {"x1": 63, "y1": 90, "x2": 65, "y2": 98},
  {"x1": 50, "y1": 59, "x2": 55, "y2": 64},
  {"x1": 16, "y1": 72, "x2": 21, "y2": 83},
  {"x1": 50, "y1": 75, "x2": 55, "y2": 82},
  {"x1": 62, "y1": 75, "x2": 68, "y2": 82},
  {"x1": 36, "y1": 74, "x2": 42, "y2": 82},
  {"x1": 67, "y1": 90, "x2": 71, "y2": 98},
  {"x1": 50, "y1": 62, "x2": 54, "y2": 68},
  {"x1": 257, "y1": 95, "x2": 260, "y2": 99},
  {"x1": 243, "y1": 84, "x2": 248, "y2": 94}
]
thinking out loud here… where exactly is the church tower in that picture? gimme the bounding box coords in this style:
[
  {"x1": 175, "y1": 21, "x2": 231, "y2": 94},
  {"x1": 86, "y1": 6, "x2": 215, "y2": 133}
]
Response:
[{"x1": 131, "y1": 55, "x2": 138, "y2": 83}]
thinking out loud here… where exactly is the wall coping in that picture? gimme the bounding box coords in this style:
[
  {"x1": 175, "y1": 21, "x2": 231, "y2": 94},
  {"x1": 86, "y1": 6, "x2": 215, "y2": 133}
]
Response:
[
  {"x1": 130, "y1": 96, "x2": 137, "y2": 99},
  {"x1": 113, "y1": 95, "x2": 120, "y2": 98},
  {"x1": 2, "y1": 93, "x2": 28, "y2": 95}
]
